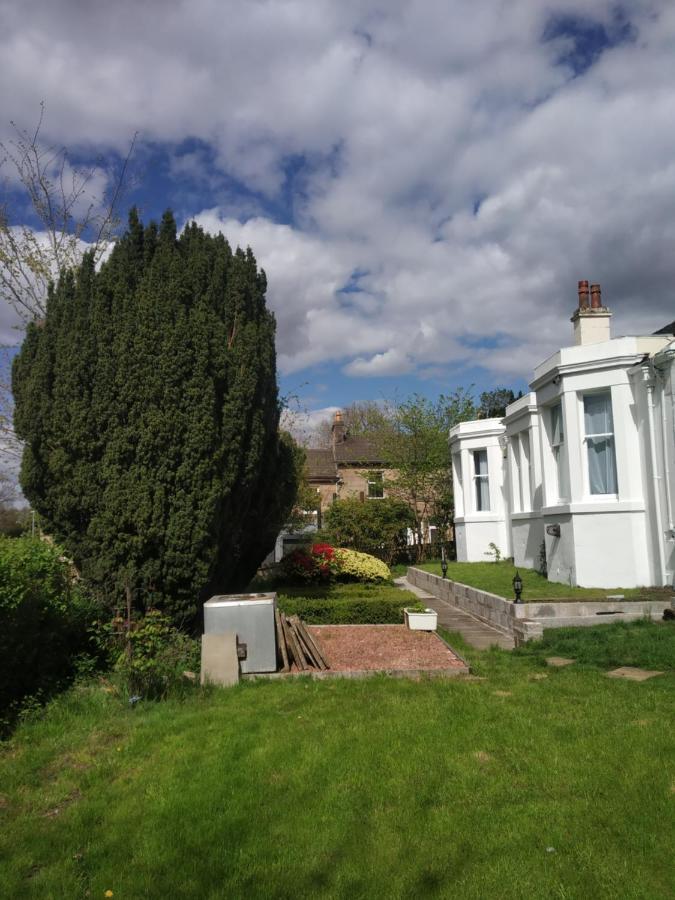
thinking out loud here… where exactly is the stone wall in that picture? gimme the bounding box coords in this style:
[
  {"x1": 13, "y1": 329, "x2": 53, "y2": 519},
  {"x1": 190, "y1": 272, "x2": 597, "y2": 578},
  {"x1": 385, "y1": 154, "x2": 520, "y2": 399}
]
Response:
[{"x1": 407, "y1": 567, "x2": 674, "y2": 639}]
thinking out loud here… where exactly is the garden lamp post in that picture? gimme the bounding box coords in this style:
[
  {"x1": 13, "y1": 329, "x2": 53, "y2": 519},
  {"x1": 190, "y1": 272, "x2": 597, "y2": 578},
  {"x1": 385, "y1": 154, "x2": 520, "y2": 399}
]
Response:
[
  {"x1": 441, "y1": 546, "x2": 448, "y2": 579},
  {"x1": 512, "y1": 571, "x2": 523, "y2": 603}
]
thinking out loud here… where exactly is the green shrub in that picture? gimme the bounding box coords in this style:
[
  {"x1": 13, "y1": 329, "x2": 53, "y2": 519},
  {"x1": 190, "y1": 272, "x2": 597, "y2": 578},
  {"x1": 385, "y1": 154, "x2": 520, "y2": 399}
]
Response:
[
  {"x1": 277, "y1": 544, "x2": 391, "y2": 585},
  {"x1": 96, "y1": 610, "x2": 200, "y2": 700},
  {"x1": 334, "y1": 548, "x2": 391, "y2": 583},
  {"x1": 278, "y1": 543, "x2": 338, "y2": 583},
  {"x1": 277, "y1": 595, "x2": 422, "y2": 624},
  {"x1": 0, "y1": 536, "x2": 98, "y2": 733},
  {"x1": 323, "y1": 498, "x2": 414, "y2": 563}
]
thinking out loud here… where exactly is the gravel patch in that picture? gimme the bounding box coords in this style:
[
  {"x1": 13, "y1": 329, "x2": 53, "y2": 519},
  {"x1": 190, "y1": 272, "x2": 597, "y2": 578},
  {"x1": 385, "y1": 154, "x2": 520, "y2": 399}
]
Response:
[{"x1": 308, "y1": 625, "x2": 467, "y2": 673}]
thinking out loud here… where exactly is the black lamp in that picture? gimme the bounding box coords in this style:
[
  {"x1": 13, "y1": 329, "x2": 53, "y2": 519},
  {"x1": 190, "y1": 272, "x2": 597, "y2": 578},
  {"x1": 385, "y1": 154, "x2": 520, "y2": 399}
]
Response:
[
  {"x1": 441, "y1": 545, "x2": 448, "y2": 578},
  {"x1": 512, "y1": 570, "x2": 523, "y2": 603}
]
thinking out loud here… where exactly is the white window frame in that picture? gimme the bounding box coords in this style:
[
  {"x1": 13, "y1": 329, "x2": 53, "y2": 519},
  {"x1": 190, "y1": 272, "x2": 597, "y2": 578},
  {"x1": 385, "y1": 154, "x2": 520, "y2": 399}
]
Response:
[
  {"x1": 367, "y1": 470, "x2": 384, "y2": 499},
  {"x1": 520, "y1": 431, "x2": 532, "y2": 511},
  {"x1": 452, "y1": 453, "x2": 464, "y2": 517},
  {"x1": 472, "y1": 448, "x2": 490, "y2": 512},
  {"x1": 550, "y1": 402, "x2": 569, "y2": 501},
  {"x1": 582, "y1": 390, "x2": 618, "y2": 496}
]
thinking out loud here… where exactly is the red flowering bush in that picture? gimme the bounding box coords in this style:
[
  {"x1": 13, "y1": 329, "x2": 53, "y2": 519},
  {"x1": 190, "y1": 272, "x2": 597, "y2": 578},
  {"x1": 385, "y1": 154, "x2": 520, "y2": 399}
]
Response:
[{"x1": 279, "y1": 543, "x2": 338, "y2": 583}]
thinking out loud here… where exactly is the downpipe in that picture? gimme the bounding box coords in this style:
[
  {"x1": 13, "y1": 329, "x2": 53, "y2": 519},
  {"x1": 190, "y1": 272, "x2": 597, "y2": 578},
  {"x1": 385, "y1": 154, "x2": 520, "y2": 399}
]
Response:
[{"x1": 642, "y1": 366, "x2": 668, "y2": 586}]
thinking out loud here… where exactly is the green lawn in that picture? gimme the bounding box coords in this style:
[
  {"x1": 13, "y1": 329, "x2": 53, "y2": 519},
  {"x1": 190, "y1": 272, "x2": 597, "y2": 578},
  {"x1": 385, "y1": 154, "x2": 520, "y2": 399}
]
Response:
[
  {"x1": 515, "y1": 619, "x2": 675, "y2": 670},
  {"x1": 1, "y1": 626, "x2": 674, "y2": 898},
  {"x1": 416, "y1": 560, "x2": 666, "y2": 601}
]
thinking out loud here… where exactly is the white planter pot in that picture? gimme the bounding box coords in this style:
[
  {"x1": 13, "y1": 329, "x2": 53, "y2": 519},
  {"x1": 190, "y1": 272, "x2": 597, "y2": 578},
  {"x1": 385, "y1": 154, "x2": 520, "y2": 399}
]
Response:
[{"x1": 404, "y1": 607, "x2": 438, "y2": 631}]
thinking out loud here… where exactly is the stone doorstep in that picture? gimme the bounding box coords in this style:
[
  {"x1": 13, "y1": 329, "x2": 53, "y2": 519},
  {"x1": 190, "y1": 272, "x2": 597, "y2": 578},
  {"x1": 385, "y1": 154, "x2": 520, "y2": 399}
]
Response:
[{"x1": 606, "y1": 667, "x2": 665, "y2": 682}]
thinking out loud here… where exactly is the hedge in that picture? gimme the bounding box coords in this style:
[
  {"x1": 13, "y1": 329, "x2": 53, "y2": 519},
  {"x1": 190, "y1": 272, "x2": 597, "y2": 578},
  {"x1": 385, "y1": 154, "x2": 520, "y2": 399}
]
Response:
[{"x1": 277, "y1": 595, "x2": 424, "y2": 625}]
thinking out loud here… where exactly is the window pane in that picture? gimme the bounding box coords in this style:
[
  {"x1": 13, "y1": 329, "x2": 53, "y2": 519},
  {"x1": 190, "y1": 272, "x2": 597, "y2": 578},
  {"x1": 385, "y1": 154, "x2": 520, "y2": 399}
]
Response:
[
  {"x1": 584, "y1": 393, "x2": 613, "y2": 435},
  {"x1": 368, "y1": 472, "x2": 384, "y2": 498},
  {"x1": 551, "y1": 403, "x2": 563, "y2": 444},
  {"x1": 474, "y1": 449, "x2": 488, "y2": 475},
  {"x1": 477, "y1": 477, "x2": 490, "y2": 511},
  {"x1": 587, "y1": 437, "x2": 617, "y2": 494}
]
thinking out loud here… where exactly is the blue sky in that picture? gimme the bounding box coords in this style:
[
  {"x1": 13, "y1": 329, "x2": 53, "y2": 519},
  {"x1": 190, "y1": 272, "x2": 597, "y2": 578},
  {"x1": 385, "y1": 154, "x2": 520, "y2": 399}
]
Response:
[{"x1": 2, "y1": 1, "x2": 674, "y2": 441}]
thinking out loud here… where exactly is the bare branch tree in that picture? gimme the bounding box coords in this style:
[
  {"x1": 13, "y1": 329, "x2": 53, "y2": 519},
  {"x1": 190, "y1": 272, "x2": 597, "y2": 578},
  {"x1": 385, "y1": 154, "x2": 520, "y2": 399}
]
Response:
[
  {"x1": 0, "y1": 103, "x2": 137, "y2": 466},
  {"x1": 0, "y1": 102, "x2": 137, "y2": 323}
]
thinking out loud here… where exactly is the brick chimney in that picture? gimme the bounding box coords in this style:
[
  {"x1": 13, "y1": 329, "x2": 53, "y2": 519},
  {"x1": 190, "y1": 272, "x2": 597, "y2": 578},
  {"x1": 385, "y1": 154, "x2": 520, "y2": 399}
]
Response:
[
  {"x1": 571, "y1": 280, "x2": 612, "y2": 345},
  {"x1": 331, "y1": 410, "x2": 347, "y2": 445}
]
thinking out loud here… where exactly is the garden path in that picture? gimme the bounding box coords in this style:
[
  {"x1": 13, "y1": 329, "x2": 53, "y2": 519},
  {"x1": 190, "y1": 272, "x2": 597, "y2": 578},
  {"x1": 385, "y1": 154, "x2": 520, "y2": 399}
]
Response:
[{"x1": 394, "y1": 576, "x2": 515, "y2": 650}]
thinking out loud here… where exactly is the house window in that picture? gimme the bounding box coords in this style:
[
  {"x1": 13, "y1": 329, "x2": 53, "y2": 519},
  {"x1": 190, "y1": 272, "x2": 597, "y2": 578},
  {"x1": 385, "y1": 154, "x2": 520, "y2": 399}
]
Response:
[
  {"x1": 367, "y1": 471, "x2": 384, "y2": 499},
  {"x1": 512, "y1": 437, "x2": 523, "y2": 513},
  {"x1": 584, "y1": 392, "x2": 617, "y2": 495},
  {"x1": 472, "y1": 449, "x2": 490, "y2": 511},
  {"x1": 550, "y1": 403, "x2": 569, "y2": 500},
  {"x1": 520, "y1": 432, "x2": 531, "y2": 509},
  {"x1": 452, "y1": 454, "x2": 463, "y2": 516}
]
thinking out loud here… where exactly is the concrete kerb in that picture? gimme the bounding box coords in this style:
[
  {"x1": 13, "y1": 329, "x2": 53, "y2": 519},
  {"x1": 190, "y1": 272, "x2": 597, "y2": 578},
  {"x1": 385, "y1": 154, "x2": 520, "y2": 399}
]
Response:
[{"x1": 406, "y1": 567, "x2": 675, "y2": 641}]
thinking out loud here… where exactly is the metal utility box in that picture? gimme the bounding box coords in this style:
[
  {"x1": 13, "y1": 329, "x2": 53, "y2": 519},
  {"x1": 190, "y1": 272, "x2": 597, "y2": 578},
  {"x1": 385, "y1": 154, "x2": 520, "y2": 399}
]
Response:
[{"x1": 203, "y1": 593, "x2": 277, "y2": 674}]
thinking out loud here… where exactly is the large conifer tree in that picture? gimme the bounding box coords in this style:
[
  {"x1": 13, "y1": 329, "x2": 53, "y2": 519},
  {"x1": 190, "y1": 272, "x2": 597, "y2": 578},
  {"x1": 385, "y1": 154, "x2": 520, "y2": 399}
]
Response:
[{"x1": 12, "y1": 210, "x2": 297, "y2": 624}]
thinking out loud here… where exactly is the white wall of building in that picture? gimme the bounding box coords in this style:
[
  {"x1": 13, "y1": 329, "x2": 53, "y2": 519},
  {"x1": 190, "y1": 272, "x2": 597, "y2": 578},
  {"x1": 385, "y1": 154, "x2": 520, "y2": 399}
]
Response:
[
  {"x1": 504, "y1": 394, "x2": 544, "y2": 570},
  {"x1": 450, "y1": 310, "x2": 675, "y2": 589},
  {"x1": 450, "y1": 420, "x2": 510, "y2": 562}
]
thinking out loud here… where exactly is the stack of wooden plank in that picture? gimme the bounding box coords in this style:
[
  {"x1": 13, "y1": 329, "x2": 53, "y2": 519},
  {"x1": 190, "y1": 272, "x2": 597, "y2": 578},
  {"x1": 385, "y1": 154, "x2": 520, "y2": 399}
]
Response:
[{"x1": 274, "y1": 610, "x2": 329, "y2": 673}]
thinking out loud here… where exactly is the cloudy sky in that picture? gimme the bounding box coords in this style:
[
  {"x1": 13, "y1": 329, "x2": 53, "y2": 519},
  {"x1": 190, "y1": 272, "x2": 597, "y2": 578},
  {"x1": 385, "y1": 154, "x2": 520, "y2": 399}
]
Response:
[{"x1": 2, "y1": 0, "x2": 674, "y2": 436}]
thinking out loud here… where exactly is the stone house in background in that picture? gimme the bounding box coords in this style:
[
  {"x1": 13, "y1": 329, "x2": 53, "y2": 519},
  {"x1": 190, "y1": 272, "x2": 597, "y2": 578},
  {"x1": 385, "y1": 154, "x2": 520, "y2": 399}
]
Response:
[
  {"x1": 450, "y1": 281, "x2": 675, "y2": 589},
  {"x1": 305, "y1": 411, "x2": 396, "y2": 522},
  {"x1": 267, "y1": 411, "x2": 396, "y2": 562}
]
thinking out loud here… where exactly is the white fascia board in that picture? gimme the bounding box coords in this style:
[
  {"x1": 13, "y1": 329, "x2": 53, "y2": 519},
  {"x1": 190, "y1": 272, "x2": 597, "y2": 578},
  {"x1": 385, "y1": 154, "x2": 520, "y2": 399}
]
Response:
[
  {"x1": 504, "y1": 392, "x2": 536, "y2": 420},
  {"x1": 530, "y1": 336, "x2": 672, "y2": 391},
  {"x1": 449, "y1": 418, "x2": 505, "y2": 445}
]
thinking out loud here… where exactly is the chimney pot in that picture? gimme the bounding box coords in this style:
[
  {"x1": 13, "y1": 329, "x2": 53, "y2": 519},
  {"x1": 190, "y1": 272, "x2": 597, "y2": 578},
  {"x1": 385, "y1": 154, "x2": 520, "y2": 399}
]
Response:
[
  {"x1": 590, "y1": 283, "x2": 602, "y2": 309},
  {"x1": 578, "y1": 280, "x2": 590, "y2": 309}
]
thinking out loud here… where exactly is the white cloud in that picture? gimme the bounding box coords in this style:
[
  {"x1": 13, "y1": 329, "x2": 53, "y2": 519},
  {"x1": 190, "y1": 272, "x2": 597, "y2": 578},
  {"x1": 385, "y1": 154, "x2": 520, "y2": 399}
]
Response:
[
  {"x1": 2, "y1": 1, "x2": 675, "y2": 385},
  {"x1": 344, "y1": 348, "x2": 414, "y2": 377}
]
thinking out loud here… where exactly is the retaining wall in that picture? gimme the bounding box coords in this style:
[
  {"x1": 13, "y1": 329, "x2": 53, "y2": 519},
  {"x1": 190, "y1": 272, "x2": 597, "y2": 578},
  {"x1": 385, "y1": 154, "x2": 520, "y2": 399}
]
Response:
[{"x1": 407, "y1": 568, "x2": 674, "y2": 641}]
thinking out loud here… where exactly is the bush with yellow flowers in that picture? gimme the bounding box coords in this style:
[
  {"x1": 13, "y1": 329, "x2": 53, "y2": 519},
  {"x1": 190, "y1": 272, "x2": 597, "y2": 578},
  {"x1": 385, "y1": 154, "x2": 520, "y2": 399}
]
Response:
[{"x1": 333, "y1": 548, "x2": 391, "y2": 583}]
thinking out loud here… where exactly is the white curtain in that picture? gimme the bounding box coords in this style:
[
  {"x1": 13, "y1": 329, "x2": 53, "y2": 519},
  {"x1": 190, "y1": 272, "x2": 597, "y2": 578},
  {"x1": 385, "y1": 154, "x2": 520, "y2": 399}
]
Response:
[{"x1": 584, "y1": 393, "x2": 617, "y2": 494}]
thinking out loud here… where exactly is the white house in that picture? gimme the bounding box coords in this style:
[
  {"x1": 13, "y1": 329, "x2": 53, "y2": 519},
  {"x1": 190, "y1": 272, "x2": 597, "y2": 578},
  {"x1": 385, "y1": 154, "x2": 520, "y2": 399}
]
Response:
[{"x1": 450, "y1": 282, "x2": 675, "y2": 589}]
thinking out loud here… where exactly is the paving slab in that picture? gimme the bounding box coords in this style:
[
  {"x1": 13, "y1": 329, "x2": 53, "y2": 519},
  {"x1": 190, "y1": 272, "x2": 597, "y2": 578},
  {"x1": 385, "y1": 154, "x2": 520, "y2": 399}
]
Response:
[
  {"x1": 546, "y1": 657, "x2": 576, "y2": 667},
  {"x1": 395, "y1": 576, "x2": 515, "y2": 650},
  {"x1": 606, "y1": 666, "x2": 664, "y2": 682},
  {"x1": 200, "y1": 631, "x2": 239, "y2": 686}
]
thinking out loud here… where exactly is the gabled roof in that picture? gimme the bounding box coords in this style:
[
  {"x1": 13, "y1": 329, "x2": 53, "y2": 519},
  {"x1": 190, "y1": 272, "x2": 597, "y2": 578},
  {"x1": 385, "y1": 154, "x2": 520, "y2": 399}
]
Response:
[
  {"x1": 654, "y1": 320, "x2": 675, "y2": 336},
  {"x1": 305, "y1": 431, "x2": 388, "y2": 483},
  {"x1": 305, "y1": 449, "x2": 337, "y2": 482},
  {"x1": 332, "y1": 433, "x2": 384, "y2": 465}
]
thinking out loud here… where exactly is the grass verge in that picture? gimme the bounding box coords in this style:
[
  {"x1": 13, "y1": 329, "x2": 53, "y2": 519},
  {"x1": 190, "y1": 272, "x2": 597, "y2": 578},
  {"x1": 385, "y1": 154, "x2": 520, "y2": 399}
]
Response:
[{"x1": 1, "y1": 626, "x2": 673, "y2": 898}]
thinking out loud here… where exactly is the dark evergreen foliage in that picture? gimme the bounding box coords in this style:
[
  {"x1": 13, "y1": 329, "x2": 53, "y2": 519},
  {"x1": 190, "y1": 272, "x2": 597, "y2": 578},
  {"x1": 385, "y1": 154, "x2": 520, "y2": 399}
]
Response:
[{"x1": 12, "y1": 209, "x2": 297, "y2": 625}]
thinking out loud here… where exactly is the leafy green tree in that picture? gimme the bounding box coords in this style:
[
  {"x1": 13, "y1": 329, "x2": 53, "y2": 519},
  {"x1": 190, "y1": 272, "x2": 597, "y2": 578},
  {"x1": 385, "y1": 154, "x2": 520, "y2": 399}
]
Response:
[
  {"x1": 12, "y1": 209, "x2": 297, "y2": 625},
  {"x1": 351, "y1": 390, "x2": 476, "y2": 559},
  {"x1": 323, "y1": 497, "x2": 415, "y2": 564},
  {"x1": 314, "y1": 399, "x2": 388, "y2": 447},
  {"x1": 478, "y1": 388, "x2": 519, "y2": 419}
]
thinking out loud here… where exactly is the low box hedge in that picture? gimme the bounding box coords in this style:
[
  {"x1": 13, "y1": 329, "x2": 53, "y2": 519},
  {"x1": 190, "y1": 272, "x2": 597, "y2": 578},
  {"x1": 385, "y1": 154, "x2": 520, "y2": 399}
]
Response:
[{"x1": 277, "y1": 595, "x2": 424, "y2": 625}]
